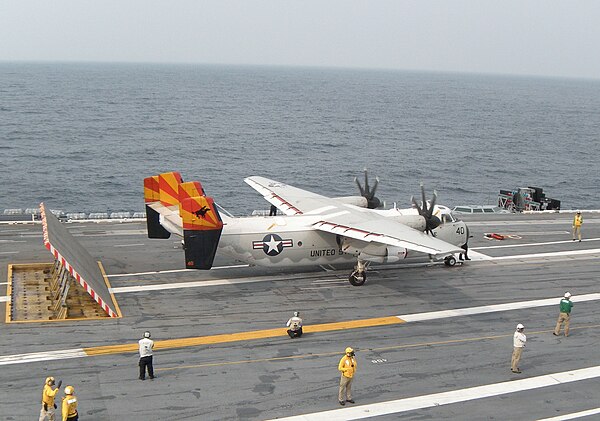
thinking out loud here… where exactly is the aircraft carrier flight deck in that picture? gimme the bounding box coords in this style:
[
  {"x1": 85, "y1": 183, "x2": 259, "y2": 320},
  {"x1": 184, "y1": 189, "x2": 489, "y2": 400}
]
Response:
[{"x1": 1, "y1": 211, "x2": 599, "y2": 420}]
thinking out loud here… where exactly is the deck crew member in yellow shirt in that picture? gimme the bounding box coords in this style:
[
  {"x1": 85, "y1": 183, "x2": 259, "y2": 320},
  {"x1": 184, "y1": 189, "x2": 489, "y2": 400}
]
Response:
[
  {"x1": 61, "y1": 386, "x2": 78, "y2": 421},
  {"x1": 39, "y1": 377, "x2": 62, "y2": 421},
  {"x1": 572, "y1": 211, "x2": 583, "y2": 242},
  {"x1": 338, "y1": 347, "x2": 357, "y2": 406}
]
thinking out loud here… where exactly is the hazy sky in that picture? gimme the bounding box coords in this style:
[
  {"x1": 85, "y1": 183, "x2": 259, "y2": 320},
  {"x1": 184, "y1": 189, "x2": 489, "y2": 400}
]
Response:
[{"x1": 1, "y1": 0, "x2": 599, "y2": 79}]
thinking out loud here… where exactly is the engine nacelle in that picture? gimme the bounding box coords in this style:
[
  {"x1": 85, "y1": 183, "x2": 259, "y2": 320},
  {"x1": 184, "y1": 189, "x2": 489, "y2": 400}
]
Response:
[
  {"x1": 333, "y1": 196, "x2": 368, "y2": 208},
  {"x1": 341, "y1": 238, "x2": 407, "y2": 263},
  {"x1": 360, "y1": 245, "x2": 407, "y2": 263}
]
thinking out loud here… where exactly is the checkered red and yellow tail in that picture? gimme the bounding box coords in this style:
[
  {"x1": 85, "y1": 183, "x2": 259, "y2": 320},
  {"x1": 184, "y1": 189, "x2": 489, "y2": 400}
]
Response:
[{"x1": 144, "y1": 172, "x2": 223, "y2": 269}]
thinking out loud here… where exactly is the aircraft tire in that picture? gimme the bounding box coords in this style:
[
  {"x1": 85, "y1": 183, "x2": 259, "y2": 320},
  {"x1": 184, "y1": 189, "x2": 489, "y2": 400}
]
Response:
[
  {"x1": 349, "y1": 271, "x2": 366, "y2": 286},
  {"x1": 444, "y1": 256, "x2": 457, "y2": 267}
]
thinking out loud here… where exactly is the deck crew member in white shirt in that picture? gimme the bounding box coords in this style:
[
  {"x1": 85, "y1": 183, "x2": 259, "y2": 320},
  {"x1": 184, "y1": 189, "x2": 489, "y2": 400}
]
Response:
[
  {"x1": 139, "y1": 331, "x2": 155, "y2": 380},
  {"x1": 511, "y1": 323, "x2": 526, "y2": 373},
  {"x1": 286, "y1": 312, "x2": 303, "y2": 338}
]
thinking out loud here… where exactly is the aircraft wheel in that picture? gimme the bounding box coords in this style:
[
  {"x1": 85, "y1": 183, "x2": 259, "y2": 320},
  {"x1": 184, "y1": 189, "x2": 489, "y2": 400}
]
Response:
[
  {"x1": 349, "y1": 271, "x2": 366, "y2": 286},
  {"x1": 444, "y1": 256, "x2": 457, "y2": 267}
]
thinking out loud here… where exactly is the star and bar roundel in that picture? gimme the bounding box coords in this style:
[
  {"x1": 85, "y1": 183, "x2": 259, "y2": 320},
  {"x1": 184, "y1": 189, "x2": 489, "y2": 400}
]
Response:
[{"x1": 253, "y1": 234, "x2": 293, "y2": 256}]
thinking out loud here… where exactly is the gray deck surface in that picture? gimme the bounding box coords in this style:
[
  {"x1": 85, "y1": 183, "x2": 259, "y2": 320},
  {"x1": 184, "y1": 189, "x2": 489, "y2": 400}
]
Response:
[{"x1": 1, "y1": 212, "x2": 599, "y2": 420}]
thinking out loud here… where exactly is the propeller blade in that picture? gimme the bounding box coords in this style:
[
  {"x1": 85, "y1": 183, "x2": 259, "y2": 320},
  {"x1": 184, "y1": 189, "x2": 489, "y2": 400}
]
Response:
[
  {"x1": 428, "y1": 190, "x2": 438, "y2": 217},
  {"x1": 411, "y1": 195, "x2": 422, "y2": 215},
  {"x1": 370, "y1": 177, "x2": 379, "y2": 198},
  {"x1": 354, "y1": 177, "x2": 365, "y2": 196},
  {"x1": 420, "y1": 183, "x2": 427, "y2": 214}
]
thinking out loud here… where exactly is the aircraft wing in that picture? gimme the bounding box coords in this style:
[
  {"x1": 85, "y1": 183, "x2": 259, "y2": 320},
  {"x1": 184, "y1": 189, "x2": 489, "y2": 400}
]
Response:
[
  {"x1": 313, "y1": 211, "x2": 463, "y2": 256},
  {"x1": 244, "y1": 176, "x2": 335, "y2": 215},
  {"x1": 245, "y1": 176, "x2": 462, "y2": 256}
]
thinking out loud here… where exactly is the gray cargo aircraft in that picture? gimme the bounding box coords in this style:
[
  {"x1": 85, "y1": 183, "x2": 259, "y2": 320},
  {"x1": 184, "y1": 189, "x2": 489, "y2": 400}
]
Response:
[{"x1": 144, "y1": 171, "x2": 469, "y2": 285}]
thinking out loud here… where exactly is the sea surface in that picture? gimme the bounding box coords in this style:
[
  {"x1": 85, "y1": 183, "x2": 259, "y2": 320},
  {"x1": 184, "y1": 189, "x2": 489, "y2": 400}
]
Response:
[{"x1": 1, "y1": 62, "x2": 599, "y2": 215}]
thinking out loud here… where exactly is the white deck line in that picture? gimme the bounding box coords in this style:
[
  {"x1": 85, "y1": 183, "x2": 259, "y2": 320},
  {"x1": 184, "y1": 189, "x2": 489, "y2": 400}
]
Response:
[
  {"x1": 0, "y1": 348, "x2": 87, "y2": 366},
  {"x1": 110, "y1": 277, "x2": 271, "y2": 293},
  {"x1": 493, "y1": 248, "x2": 600, "y2": 260},
  {"x1": 396, "y1": 293, "x2": 600, "y2": 322},
  {"x1": 0, "y1": 296, "x2": 10, "y2": 302},
  {"x1": 537, "y1": 407, "x2": 600, "y2": 421},
  {"x1": 472, "y1": 237, "x2": 600, "y2": 250},
  {"x1": 267, "y1": 366, "x2": 600, "y2": 421},
  {"x1": 105, "y1": 264, "x2": 249, "y2": 278}
]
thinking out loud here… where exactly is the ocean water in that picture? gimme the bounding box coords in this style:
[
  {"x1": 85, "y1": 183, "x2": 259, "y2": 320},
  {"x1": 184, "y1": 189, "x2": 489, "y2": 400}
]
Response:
[{"x1": 1, "y1": 62, "x2": 599, "y2": 215}]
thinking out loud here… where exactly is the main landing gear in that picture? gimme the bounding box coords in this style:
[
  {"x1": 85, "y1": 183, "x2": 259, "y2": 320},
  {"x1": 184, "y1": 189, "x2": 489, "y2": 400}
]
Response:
[
  {"x1": 349, "y1": 260, "x2": 368, "y2": 286},
  {"x1": 444, "y1": 255, "x2": 457, "y2": 267}
]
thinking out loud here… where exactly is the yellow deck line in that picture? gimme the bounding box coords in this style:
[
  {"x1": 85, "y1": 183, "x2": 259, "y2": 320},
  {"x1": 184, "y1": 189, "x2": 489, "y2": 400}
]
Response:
[
  {"x1": 5, "y1": 264, "x2": 13, "y2": 323},
  {"x1": 83, "y1": 316, "x2": 404, "y2": 356},
  {"x1": 98, "y1": 261, "x2": 123, "y2": 318}
]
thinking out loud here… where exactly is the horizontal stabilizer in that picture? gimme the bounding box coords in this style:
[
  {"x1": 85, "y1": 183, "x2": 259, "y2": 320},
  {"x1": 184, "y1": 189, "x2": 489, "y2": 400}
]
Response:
[{"x1": 145, "y1": 204, "x2": 171, "y2": 239}]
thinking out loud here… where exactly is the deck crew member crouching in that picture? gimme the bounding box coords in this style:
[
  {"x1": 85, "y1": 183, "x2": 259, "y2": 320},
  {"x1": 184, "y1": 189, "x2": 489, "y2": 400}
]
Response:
[{"x1": 286, "y1": 312, "x2": 303, "y2": 338}]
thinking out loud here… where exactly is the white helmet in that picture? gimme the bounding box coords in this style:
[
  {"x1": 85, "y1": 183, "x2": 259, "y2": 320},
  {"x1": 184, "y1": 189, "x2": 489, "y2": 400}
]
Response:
[
  {"x1": 144, "y1": 331, "x2": 151, "y2": 338},
  {"x1": 516, "y1": 323, "x2": 525, "y2": 330},
  {"x1": 564, "y1": 292, "x2": 571, "y2": 299},
  {"x1": 293, "y1": 311, "x2": 299, "y2": 317}
]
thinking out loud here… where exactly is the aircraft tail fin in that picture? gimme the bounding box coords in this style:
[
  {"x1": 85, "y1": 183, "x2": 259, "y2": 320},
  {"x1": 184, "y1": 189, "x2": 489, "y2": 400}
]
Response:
[
  {"x1": 144, "y1": 175, "x2": 171, "y2": 239},
  {"x1": 158, "y1": 171, "x2": 184, "y2": 207},
  {"x1": 144, "y1": 172, "x2": 223, "y2": 268},
  {"x1": 179, "y1": 195, "x2": 223, "y2": 269}
]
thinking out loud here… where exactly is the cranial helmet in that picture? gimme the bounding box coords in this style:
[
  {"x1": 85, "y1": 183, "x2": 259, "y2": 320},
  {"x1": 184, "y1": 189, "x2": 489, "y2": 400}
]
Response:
[
  {"x1": 345, "y1": 347, "x2": 354, "y2": 354},
  {"x1": 293, "y1": 311, "x2": 299, "y2": 317},
  {"x1": 516, "y1": 323, "x2": 525, "y2": 330},
  {"x1": 144, "y1": 331, "x2": 151, "y2": 338},
  {"x1": 45, "y1": 377, "x2": 55, "y2": 385},
  {"x1": 64, "y1": 386, "x2": 74, "y2": 395},
  {"x1": 564, "y1": 292, "x2": 572, "y2": 299}
]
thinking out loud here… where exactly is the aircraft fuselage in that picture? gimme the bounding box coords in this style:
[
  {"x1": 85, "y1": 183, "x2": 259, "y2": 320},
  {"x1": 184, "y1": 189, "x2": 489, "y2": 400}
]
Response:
[{"x1": 218, "y1": 212, "x2": 468, "y2": 267}]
